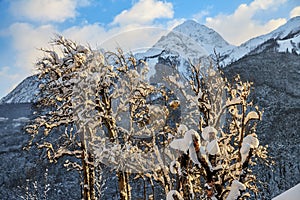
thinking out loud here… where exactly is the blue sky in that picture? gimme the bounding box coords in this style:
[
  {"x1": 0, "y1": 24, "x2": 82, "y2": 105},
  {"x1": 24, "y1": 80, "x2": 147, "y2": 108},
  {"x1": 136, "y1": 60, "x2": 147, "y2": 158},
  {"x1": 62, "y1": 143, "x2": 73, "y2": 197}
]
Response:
[{"x1": 0, "y1": 0, "x2": 299, "y2": 98}]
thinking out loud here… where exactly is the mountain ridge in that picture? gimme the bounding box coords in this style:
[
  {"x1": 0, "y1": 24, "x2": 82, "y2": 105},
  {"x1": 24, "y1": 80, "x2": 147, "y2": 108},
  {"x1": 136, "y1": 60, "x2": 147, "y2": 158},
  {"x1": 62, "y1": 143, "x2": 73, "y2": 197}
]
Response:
[
  {"x1": 0, "y1": 75, "x2": 40, "y2": 104},
  {"x1": 151, "y1": 19, "x2": 234, "y2": 58},
  {"x1": 223, "y1": 51, "x2": 300, "y2": 198},
  {"x1": 1, "y1": 16, "x2": 300, "y2": 104},
  {"x1": 222, "y1": 16, "x2": 300, "y2": 64}
]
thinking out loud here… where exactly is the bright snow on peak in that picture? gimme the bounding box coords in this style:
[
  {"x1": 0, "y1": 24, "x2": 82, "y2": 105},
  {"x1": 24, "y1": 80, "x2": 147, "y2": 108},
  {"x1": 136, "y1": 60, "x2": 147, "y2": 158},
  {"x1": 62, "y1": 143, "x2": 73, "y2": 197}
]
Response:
[
  {"x1": 151, "y1": 19, "x2": 234, "y2": 59},
  {"x1": 172, "y1": 20, "x2": 235, "y2": 54}
]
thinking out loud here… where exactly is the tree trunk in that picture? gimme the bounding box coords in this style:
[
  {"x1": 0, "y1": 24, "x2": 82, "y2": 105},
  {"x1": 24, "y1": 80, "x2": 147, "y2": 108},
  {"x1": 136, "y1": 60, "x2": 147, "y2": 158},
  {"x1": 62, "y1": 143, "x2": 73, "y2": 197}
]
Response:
[
  {"x1": 82, "y1": 150, "x2": 96, "y2": 200},
  {"x1": 98, "y1": 90, "x2": 132, "y2": 199},
  {"x1": 117, "y1": 171, "x2": 131, "y2": 200}
]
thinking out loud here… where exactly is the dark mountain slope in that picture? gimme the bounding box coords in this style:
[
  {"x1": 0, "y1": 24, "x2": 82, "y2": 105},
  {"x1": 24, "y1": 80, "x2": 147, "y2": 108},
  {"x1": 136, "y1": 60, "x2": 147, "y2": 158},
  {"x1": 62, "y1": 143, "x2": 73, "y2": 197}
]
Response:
[
  {"x1": 0, "y1": 103, "x2": 81, "y2": 199},
  {"x1": 224, "y1": 51, "x2": 300, "y2": 198}
]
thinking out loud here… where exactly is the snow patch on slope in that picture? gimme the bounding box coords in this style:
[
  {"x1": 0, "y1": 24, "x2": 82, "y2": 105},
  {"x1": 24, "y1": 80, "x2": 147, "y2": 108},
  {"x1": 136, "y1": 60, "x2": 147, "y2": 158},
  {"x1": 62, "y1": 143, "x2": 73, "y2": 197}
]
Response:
[
  {"x1": 277, "y1": 34, "x2": 300, "y2": 54},
  {"x1": 272, "y1": 183, "x2": 300, "y2": 200},
  {"x1": 12, "y1": 117, "x2": 30, "y2": 123},
  {"x1": 0, "y1": 117, "x2": 9, "y2": 122}
]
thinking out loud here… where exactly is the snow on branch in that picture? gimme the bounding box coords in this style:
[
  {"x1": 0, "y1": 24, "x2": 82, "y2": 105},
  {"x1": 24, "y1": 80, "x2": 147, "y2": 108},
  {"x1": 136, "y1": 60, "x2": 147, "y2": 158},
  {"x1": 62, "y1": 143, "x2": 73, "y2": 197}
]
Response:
[{"x1": 25, "y1": 36, "x2": 270, "y2": 199}]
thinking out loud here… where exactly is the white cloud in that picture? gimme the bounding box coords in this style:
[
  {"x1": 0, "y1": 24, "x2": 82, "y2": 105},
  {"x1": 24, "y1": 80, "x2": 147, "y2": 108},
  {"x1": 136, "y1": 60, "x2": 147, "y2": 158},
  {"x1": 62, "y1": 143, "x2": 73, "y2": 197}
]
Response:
[
  {"x1": 63, "y1": 23, "x2": 169, "y2": 52},
  {"x1": 62, "y1": 23, "x2": 108, "y2": 47},
  {"x1": 102, "y1": 27, "x2": 169, "y2": 52},
  {"x1": 9, "y1": 23, "x2": 56, "y2": 73},
  {"x1": 205, "y1": 0, "x2": 287, "y2": 45},
  {"x1": 2, "y1": 0, "x2": 177, "y2": 99},
  {"x1": 193, "y1": 10, "x2": 209, "y2": 22},
  {"x1": 192, "y1": 6, "x2": 212, "y2": 23},
  {"x1": 5, "y1": 0, "x2": 175, "y2": 78},
  {"x1": 112, "y1": 0, "x2": 174, "y2": 26},
  {"x1": 290, "y1": 6, "x2": 300, "y2": 18},
  {"x1": 9, "y1": 0, "x2": 90, "y2": 23},
  {"x1": 62, "y1": 0, "x2": 176, "y2": 52},
  {"x1": 7, "y1": 22, "x2": 169, "y2": 76},
  {"x1": 166, "y1": 18, "x2": 186, "y2": 30},
  {"x1": 0, "y1": 66, "x2": 23, "y2": 98}
]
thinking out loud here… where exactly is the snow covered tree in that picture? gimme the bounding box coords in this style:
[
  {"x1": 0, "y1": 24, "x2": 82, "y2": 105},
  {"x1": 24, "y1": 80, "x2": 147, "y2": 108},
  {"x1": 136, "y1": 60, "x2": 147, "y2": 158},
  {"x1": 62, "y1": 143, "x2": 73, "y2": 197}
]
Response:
[
  {"x1": 25, "y1": 36, "x2": 97, "y2": 199},
  {"x1": 25, "y1": 36, "x2": 157, "y2": 200},
  {"x1": 165, "y1": 62, "x2": 270, "y2": 199},
  {"x1": 26, "y1": 36, "x2": 269, "y2": 200}
]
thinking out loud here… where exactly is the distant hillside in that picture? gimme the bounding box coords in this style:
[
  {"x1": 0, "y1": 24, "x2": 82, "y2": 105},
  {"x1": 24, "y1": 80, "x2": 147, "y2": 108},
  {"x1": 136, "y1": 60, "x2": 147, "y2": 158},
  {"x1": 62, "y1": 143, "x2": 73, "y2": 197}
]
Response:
[{"x1": 224, "y1": 51, "x2": 300, "y2": 198}]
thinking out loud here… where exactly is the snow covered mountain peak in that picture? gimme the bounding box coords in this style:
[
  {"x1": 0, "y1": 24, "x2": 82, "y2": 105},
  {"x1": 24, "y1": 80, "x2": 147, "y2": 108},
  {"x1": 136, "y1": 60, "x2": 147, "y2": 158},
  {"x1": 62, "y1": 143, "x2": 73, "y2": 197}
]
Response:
[
  {"x1": 172, "y1": 19, "x2": 234, "y2": 52},
  {"x1": 172, "y1": 19, "x2": 208, "y2": 33},
  {"x1": 151, "y1": 19, "x2": 234, "y2": 58}
]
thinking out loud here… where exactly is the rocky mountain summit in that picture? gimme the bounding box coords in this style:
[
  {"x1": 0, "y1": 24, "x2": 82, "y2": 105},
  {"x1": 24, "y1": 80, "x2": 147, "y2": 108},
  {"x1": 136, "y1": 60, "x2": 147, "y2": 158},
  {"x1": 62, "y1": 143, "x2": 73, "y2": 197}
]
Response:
[
  {"x1": 0, "y1": 103, "x2": 80, "y2": 199},
  {"x1": 150, "y1": 19, "x2": 234, "y2": 59}
]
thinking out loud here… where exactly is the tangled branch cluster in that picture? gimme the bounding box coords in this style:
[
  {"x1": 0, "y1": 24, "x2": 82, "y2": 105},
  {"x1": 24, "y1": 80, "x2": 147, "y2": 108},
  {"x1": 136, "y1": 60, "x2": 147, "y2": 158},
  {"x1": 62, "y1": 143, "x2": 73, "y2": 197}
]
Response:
[{"x1": 26, "y1": 36, "x2": 270, "y2": 200}]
